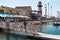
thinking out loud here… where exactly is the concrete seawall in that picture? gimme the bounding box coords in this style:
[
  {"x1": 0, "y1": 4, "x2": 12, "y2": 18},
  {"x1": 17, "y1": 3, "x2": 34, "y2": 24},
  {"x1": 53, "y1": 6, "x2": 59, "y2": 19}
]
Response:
[{"x1": 0, "y1": 21, "x2": 42, "y2": 32}]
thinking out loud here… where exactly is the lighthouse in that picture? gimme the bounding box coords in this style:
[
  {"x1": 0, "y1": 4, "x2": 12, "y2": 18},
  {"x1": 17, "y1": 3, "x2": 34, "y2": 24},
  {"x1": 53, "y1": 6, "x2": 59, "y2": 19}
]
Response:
[{"x1": 37, "y1": 1, "x2": 42, "y2": 16}]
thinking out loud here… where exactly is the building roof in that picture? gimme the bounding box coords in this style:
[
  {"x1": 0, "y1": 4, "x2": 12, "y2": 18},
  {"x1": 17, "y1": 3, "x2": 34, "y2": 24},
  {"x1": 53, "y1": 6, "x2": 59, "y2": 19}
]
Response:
[
  {"x1": 15, "y1": 6, "x2": 31, "y2": 8},
  {"x1": 0, "y1": 7, "x2": 7, "y2": 12},
  {"x1": 15, "y1": 6, "x2": 32, "y2": 12},
  {"x1": 0, "y1": 6, "x2": 32, "y2": 15}
]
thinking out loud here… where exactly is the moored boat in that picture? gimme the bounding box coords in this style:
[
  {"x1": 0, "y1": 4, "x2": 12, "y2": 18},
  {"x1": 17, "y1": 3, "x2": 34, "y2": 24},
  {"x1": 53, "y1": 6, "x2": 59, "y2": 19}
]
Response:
[{"x1": 53, "y1": 18, "x2": 60, "y2": 26}]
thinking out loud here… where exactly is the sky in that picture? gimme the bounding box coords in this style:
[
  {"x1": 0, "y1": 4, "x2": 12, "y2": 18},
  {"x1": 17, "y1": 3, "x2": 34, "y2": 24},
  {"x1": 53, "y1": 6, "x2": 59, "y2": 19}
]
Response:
[{"x1": 0, "y1": 0, "x2": 60, "y2": 17}]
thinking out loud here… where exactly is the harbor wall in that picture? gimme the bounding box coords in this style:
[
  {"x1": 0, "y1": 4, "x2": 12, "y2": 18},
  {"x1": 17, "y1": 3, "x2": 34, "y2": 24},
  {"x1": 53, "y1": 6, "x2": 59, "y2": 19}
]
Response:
[{"x1": 0, "y1": 21, "x2": 42, "y2": 33}]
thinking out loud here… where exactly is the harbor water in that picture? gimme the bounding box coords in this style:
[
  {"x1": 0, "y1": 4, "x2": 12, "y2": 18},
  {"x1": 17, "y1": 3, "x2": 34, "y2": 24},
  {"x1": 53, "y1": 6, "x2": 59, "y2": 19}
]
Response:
[
  {"x1": 0, "y1": 22, "x2": 60, "y2": 40},
  {"x1": 41, "y1": 22, "x2": 60, "y2": 35}
]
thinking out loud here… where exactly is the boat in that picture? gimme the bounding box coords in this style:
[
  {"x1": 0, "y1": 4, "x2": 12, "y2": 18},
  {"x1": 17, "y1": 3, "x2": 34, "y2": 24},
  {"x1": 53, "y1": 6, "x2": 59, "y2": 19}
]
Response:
[{"x1": 53, "y1": 18, "x2": 60, "y2": 26}]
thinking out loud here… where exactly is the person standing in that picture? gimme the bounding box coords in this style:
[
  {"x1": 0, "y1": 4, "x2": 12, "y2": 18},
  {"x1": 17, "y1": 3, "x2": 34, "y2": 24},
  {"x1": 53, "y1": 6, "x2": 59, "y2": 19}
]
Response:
[{"x1": 23, "y1": 21, "x2": 27, "y2": 32}]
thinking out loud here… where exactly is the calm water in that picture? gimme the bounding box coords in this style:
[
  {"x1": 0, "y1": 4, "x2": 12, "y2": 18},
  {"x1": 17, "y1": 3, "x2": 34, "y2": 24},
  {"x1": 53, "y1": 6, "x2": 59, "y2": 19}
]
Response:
[
  {"x1": 41, "y1": 22, "x2": 60, "y2": 35},
  {"x1": 0, "y1": 22, "x2": 60, "y2": 40}
]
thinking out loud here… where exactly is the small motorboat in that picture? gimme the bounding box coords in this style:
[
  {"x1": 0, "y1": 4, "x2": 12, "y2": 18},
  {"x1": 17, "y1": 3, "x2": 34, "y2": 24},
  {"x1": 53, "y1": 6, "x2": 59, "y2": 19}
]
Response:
[{"x1": 53, "y1": 18, "x2": 60, "y2": 26}]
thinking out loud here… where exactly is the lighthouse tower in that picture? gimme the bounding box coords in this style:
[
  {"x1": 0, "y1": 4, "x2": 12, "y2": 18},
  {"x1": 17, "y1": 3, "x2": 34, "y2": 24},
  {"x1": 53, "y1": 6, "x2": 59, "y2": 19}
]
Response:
[{"x1": 38, "y1": 1, "x2": 42, "y2": 16}]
